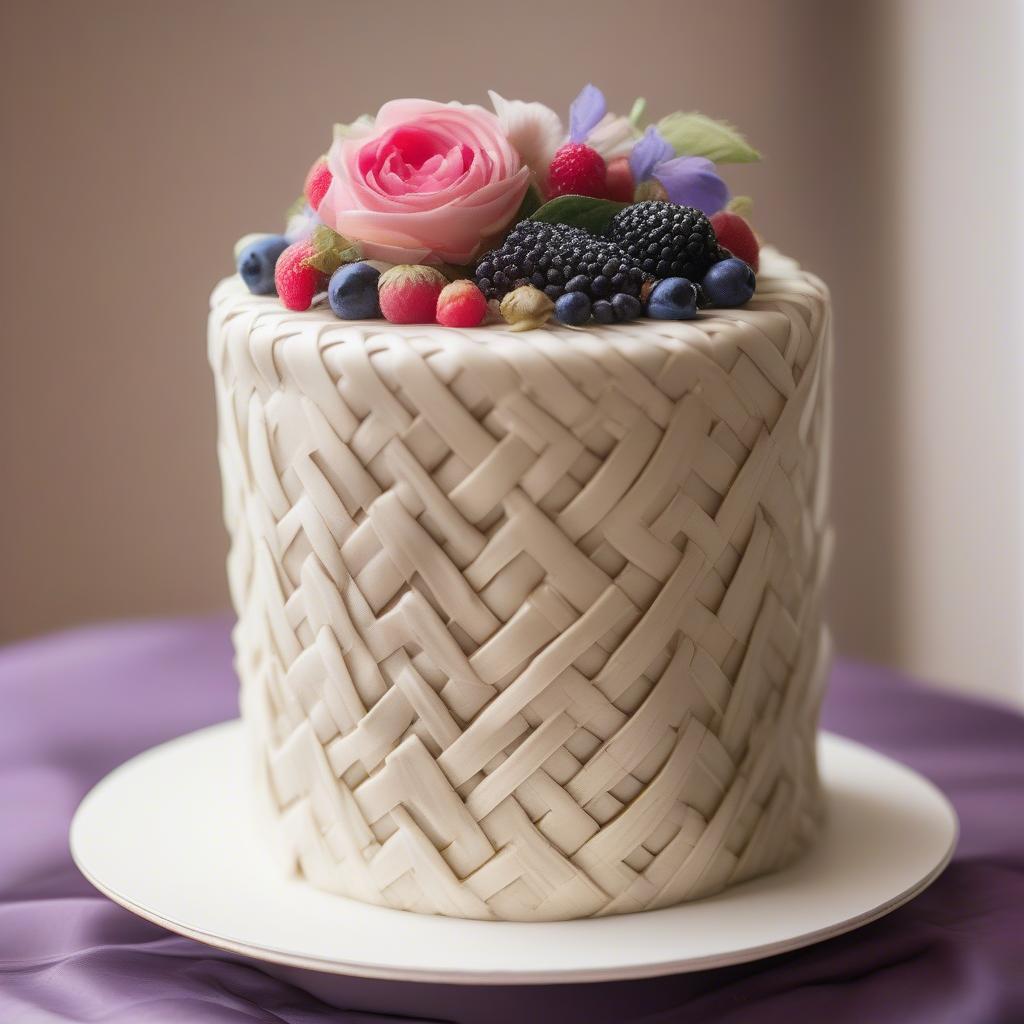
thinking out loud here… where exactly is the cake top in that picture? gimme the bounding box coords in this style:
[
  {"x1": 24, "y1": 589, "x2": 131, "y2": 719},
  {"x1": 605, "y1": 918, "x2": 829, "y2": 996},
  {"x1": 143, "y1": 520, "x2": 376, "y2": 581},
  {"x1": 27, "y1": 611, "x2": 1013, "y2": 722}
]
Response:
[{"x1": 233, "y1": 86, "x2": 765, "y2": 332}]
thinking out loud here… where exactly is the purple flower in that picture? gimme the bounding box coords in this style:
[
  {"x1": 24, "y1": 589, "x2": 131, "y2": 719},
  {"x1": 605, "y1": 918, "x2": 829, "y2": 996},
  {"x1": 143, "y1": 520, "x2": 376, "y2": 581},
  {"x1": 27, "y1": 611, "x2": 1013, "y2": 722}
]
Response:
[
  {"x1": 629, "y1": 126, "x2": 674, "y2": 182},
  {"x1": 568, "y1": 84, "x2": 607, "y2": 144},
  {"x1": 628, "y1": 126, "x2": 729, "y2": 214}
]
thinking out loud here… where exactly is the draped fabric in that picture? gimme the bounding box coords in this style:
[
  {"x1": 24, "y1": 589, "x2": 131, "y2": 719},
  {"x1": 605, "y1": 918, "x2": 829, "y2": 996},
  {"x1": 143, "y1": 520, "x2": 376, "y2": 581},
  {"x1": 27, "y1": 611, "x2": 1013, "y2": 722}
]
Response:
[{"x1": 1, "y1": 617, "x2": 1022, "y2": 1023}]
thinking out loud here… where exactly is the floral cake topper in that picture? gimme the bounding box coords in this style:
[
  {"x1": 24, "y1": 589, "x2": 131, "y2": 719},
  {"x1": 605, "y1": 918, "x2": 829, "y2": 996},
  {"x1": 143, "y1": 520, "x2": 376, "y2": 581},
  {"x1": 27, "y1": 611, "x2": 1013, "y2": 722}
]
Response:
[{"x1": 235, "y1": 86, "x2": 762, "y2": 330}]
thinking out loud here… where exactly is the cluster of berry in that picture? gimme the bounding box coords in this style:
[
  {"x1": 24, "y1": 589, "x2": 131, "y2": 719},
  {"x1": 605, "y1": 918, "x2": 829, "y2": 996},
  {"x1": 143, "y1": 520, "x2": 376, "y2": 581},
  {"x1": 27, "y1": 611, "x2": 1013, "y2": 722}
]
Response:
[
  {"x1": 235, "y1": 145, "x2": 762, "y2": 331},
  {"x1": 236, "y1": 200, "x2": 759, "y2": 330},
  {"x1": 237, "y1": 237, "x2": 490, "y2": 327},
  {"x1": 473, "y1": 201, "x2": 759, "y2": 327}
]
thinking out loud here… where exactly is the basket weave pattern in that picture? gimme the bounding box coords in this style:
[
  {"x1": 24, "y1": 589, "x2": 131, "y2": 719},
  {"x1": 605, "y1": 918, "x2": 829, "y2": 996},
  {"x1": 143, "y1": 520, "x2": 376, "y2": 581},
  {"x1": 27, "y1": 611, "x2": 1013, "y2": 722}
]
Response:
[{"x1": 209, "y1": 253, "x2": 832, "y2": 921}]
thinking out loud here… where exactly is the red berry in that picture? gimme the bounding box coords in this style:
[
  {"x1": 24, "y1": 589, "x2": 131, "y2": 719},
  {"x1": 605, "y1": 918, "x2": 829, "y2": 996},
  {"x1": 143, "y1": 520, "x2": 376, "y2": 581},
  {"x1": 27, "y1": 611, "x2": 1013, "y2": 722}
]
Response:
[
  {"x1": 605, "y1": 157, "x2": 635, "y2": 203},
  {"x1": 546, "y1": 143, "x2": 607, "y2": 199},
  {"x1": 274, "y1": 242, "x2": 326, "y2": 311},
  {"x1": 710, "y1": 211, "x2": 760, "y2": 272},
  {"x1": 378, "y1": 265, "x2": 448, "y2": 324},
  {"x1": 304, "y1": 157, "x2": 332, "y2": 211},
  {"x1": 436, "y1": 279, "x2": 487, "y2": 327}
]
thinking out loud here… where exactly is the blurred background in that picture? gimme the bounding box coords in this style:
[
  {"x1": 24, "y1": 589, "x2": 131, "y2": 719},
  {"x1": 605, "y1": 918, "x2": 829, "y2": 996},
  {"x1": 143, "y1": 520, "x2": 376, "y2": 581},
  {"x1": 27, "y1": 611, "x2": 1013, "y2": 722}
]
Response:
[{"x1": 2, "y1": 0, "x2": 1021, "y2": 703}]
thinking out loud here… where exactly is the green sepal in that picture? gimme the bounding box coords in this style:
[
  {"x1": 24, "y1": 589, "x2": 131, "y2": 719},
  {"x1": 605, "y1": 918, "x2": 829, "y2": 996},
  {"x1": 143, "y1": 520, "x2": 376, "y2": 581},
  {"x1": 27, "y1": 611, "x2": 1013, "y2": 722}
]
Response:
[
  {"x1": 283, "y1": 194, "x2": 306, "y2": 223},
  {"x1": 529, "y1": 195, "x2": 628, "y2": 234},
  {"x1": 726, "y1": 195, "x2": 755, "y2": 218},
  {"x1": 657, "y1": 112, "x2": 761, "y2": 164},
  {"x1": 302, "y1": 226, "x2": 362, "y2": 275},
  {"x1": 333, "y1": 114, "x2": 374, "y2": 142},
  {"x1": 634, "y1": 180, "x2": 668, "y2": 203},
  {"x1": 628, "y1": 97, "x2": 647, "y2": 129}
]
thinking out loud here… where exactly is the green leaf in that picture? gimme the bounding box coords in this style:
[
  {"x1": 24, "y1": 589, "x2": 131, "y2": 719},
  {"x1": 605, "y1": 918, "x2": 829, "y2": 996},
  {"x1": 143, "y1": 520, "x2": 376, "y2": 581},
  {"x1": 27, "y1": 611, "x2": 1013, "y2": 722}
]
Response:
[
  {"x1": 727, "y1": 195, "x2": 754, "y2": 218},
  {"x1": 657, "y1": 112, "x2": 761, "y2": 164},
  {"x1": 283, "y1": 194, "x2": 306, "y2": 222},
  {"x1": 513, "y1": 183, "x2": 544, "y2": 222},
  {"x1": 333, "y1": 114, "x2": 373, "y2": 142},
  {"x1": 529, "y1": 195, "x2": 628, "y2": 234},
  {"x1": 628, "y1": 97, "x2": 647, "y2": 129},
  {"x1": 302, "y1": 225, "x2": 361, "y2": 275}
]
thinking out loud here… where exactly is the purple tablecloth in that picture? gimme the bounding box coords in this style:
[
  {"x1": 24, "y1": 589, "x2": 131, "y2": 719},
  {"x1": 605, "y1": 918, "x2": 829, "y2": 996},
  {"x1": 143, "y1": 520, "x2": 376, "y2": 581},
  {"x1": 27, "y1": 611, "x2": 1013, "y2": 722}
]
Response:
[{"x1": 1, "y1": 617, "x2": 1022, "y2": 1023}]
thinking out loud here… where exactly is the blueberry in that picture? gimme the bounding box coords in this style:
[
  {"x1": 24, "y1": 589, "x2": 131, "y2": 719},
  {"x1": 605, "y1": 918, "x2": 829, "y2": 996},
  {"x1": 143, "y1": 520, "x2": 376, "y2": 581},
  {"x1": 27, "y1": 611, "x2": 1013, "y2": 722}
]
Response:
[
  {"x1": 565, "y1": 275, "x2": 591, "y2": 293},
  {"x1": 647, "y1": 277, "x2": 698, "y2": 320},
  {"x1": 612, "y1": 293, "x2": 642, "y2": 322},
  {"x1": 554, "y1": 291, "x2": 592, "y2": 326},
  {"x1": 328, "y1": 262, "x2": 382, "y2": 320},
  {"x1": 592, "y1": 300, "x2": 616, "y2": 325},
  {"x1": 701, "y1": 258, "x2": 756, "y2": 307},
  {"x1": 237, "y1": 235, "x2": 289, "y2": 295}
]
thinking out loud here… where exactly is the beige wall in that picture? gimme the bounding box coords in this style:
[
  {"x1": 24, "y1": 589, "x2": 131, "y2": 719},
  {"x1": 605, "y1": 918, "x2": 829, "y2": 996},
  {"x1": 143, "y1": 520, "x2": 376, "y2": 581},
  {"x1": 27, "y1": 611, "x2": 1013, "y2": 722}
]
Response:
[
  {"x1": 889, "y1": 0, "x2": 1023, "y2": 702},
  {"x1": 5, "y1": 1, "x2": 1005, "y2": 697}
]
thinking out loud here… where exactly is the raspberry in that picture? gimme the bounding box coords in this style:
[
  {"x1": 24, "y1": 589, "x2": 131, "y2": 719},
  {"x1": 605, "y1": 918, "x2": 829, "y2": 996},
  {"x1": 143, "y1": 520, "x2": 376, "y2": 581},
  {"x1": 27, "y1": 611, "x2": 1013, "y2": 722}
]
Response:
[
  {"x1": 546, "y1": 143, "x2": 607, "y2": 199},
  {"x1": 710, "y1": 211, "x2": 760, "y2": 271},
  {"x1": 607, "y1": 201, "x2": 723, "y2": 282},
  {"x1": 304, "y1": 157, "x2": 332, "y2": 211},
  {"x1": 605, "y1": 156, "x2": 635, "y2": 203}
]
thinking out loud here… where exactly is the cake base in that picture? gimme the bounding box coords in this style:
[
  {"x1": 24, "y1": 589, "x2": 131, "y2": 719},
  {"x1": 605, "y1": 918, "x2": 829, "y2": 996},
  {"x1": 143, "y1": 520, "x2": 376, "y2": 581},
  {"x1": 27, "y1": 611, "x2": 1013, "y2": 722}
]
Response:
[
  {"x1": 70, "y1": 721, "x2": 956, "y2": 985},
  {"x1": 210, "y1": 249, "x2": 834, "y2": 920}
]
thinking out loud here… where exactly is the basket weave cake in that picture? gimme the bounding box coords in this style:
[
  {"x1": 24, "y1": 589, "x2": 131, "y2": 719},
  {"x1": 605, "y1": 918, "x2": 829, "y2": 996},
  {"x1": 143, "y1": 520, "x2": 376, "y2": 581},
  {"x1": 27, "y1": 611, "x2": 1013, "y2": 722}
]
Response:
[{"x1": 209, "y1": 247, "x2": 832, "y2": 921}]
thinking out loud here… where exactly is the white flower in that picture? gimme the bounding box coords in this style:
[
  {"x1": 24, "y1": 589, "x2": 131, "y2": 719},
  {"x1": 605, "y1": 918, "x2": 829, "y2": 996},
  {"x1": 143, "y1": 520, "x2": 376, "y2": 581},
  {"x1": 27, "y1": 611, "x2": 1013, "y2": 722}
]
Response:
[
  {"x1": 587, "y1": 113, "x2": 641, "y2": 160},
  {"x1": 488, "y1": 91, "x2": 565, "y2": 183},
  {"x1": 285, "y1": 205, "x2": 320, "y2": 244}
]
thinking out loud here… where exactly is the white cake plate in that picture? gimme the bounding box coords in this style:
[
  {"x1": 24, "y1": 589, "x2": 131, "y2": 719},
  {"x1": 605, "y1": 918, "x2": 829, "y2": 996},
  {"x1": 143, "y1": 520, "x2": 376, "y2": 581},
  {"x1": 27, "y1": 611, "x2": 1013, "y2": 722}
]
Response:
[{"x1": 70, "y1": 721, "x2": 956, "y2": 986}]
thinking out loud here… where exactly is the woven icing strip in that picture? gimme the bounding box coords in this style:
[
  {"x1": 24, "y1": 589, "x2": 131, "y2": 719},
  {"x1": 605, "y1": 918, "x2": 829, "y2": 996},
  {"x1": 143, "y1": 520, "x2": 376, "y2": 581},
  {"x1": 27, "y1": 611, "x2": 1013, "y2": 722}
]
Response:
[{"x1": 209, "y1": 252, "x2": 833, "y2": 921}]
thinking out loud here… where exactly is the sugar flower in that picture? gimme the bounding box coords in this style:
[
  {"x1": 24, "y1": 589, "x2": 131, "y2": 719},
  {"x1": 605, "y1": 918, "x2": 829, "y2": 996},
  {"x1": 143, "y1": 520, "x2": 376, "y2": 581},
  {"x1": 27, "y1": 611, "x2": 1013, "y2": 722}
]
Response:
[
  {"x1": 318, "y1": 99, "x2": 530, "y2": 265},
  {"x1": 488, "y1": 91, "x2": 564, "y2": 184},
  {"x1": 628, "y1": 125, "x2": 729, "y2": 214}
]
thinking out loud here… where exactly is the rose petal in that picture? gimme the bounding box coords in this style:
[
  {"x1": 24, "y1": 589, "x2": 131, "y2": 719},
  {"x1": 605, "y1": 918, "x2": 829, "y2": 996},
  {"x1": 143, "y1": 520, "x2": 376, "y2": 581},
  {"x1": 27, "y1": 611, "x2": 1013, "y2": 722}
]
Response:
[
  {"x1": 331, "y1": 165, "x2": 530, "y2": 263},
  {"x1": 320, "y1": 98, "x2": 529, "y2": 263}
]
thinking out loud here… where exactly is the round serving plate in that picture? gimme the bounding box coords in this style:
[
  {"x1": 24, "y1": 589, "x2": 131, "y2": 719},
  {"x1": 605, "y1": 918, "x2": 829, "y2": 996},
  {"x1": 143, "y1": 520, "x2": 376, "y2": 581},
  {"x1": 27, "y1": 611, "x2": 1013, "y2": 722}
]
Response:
[{"x1": 70, "y1": 721, "x2": 956, "y2": 986}]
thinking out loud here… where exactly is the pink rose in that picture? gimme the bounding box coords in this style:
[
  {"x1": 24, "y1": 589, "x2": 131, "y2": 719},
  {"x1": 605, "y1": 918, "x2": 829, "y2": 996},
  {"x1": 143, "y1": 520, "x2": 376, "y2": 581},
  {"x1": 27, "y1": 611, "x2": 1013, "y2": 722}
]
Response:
[{"x1": 319, "y1": 100, "x2": 531, "y2": 265}]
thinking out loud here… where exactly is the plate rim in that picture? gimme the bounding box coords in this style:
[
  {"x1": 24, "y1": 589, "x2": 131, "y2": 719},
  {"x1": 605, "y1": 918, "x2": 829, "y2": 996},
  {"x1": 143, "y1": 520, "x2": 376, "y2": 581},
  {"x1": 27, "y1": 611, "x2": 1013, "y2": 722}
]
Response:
[{"x1": 70, "y1": 722, "x2": 959, "y2": 986}]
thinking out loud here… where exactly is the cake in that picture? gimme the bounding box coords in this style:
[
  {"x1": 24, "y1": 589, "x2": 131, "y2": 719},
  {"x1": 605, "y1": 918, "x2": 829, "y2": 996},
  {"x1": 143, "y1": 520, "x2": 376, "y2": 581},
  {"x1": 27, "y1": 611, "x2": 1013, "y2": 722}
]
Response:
[{"x1": 209, "y1": 86, "x2": 833, "y2": 922}]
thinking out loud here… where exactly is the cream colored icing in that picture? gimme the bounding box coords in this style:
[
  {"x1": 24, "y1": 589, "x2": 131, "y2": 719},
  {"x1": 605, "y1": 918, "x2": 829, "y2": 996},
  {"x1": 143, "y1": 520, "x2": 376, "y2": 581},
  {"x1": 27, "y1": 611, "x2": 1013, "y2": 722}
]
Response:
[{"x1": 208, "y1": 246, "x2": 833, "y2": 921}]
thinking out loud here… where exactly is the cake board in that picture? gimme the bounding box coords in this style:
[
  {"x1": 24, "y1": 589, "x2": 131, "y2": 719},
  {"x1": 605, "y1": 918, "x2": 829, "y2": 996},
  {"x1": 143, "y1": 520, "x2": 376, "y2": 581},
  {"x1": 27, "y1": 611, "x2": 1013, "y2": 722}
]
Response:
[{"x1": 70, "y1": 721, "x2": 957, "y2": 986}]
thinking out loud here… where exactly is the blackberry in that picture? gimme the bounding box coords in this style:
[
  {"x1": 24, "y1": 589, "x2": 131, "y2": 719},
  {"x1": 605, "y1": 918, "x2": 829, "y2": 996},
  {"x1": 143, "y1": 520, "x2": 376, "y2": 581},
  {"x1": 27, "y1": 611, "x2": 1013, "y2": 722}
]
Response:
[
  {"x1": 475, "y1": 220, "x2": 646, "y2": 303},
  {"x1": 606, "y1": 201, "x2": 723, "y2": 282}
]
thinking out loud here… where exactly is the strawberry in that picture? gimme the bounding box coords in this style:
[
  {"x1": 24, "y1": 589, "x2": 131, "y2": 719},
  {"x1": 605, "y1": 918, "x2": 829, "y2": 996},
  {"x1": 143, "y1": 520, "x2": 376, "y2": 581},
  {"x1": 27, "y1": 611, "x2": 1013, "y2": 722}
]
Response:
[
  {"x1": 710, "y1": 211, "x2": 760, "y2": 272},
  {"x1": 378, "y1": 265, "x2": 448, "y2": 324},
  {"x1": 303, "y1": 157, "x2": 332, "y2": 212},
  {"x1": 435, "y1": 279, "x2": 487, "y2": 327},
  {"x1": 274, "y1": 241, "x2": 326, "y2": 311},
  {"x1": 546, "y1": 143, "x2": 607, "y2": 199}
]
